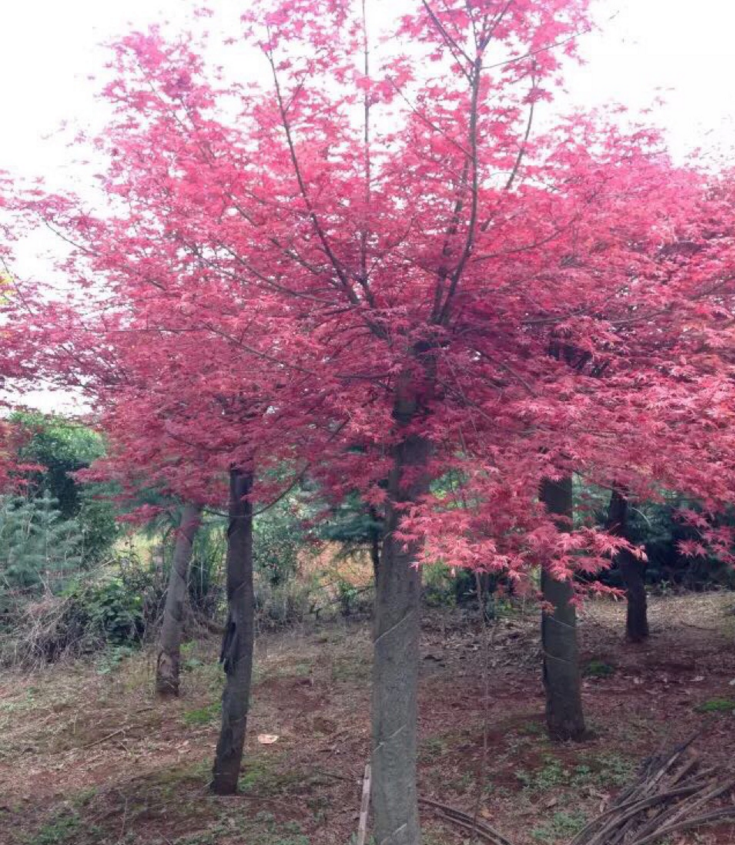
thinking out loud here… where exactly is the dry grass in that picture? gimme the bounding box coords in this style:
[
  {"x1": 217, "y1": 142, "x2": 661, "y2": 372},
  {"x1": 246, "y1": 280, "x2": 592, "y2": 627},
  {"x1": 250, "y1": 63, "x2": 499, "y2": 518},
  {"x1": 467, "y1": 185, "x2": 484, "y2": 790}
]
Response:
[{"x1": 1, "y1": 594, "x2": 734, "y2": 845}]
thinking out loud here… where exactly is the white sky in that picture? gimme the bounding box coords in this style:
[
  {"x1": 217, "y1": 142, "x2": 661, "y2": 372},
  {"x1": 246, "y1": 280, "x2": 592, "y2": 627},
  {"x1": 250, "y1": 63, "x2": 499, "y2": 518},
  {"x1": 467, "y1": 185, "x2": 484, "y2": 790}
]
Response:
[
  {"x1": 2, "y1": 0, "x2": 734, "y2": 185},
  {"x1": 2, "y1": 0, "x2": 734, "y2": 413}
]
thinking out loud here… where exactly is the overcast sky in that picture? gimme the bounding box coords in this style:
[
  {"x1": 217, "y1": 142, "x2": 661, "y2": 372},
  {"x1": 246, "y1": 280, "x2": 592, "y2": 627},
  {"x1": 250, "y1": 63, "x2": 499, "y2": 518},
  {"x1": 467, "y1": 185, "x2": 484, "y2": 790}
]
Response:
[
  {"x1": 2, "y1": 0, "x2": 734, "y2": 185},
  {"x1": 2, "y1": 0, "x2": 734, "y2": 412}
]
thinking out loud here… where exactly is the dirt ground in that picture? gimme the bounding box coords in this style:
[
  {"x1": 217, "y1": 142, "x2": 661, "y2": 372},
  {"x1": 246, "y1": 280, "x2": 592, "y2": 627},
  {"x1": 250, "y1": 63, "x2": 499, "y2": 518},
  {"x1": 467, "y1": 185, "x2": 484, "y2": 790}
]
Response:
[{"x1": 1, "y1": 593, "x2": 735, "y2": 845}]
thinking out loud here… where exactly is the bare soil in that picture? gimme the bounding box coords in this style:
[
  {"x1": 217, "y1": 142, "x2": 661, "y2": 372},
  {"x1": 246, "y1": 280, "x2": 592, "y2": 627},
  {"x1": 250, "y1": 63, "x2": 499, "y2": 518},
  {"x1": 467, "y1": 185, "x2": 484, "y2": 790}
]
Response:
[{"x1": 1, "y1": 593, "x2": 734, "y2": 845}]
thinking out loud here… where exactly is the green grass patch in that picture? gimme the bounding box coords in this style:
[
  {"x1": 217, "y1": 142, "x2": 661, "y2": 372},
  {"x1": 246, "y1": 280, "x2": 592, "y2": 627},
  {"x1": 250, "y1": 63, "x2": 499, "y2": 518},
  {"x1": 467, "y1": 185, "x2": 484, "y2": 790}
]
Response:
[
  {"x1": 583, "y1": 659, "x2": 616, "y2": 679},
  {"x1": 330, "y1": 655, "x2": 370, "y2": 682},
  {"x1": 26, "y1": 811, "x2": 95, "y2": 845},
  {"x1": 695, "y1": 698, "x2": 735, "y2": 714},
  {"x1": 419, "y1": 735, "x2": 448, "y2": 763},
  {"x1": 240, "y1": 759, "x2": 276, "y2": 791},
  {"x1": 531, "y1": 810, "x2": 588, "y2": 842},
  {"x1": 517, "y1": 718, "x2": 546, "y2": 737},
  {"x1": 516, "y1": 756, "x2": 567, "y2": 792},
  {"x1": 516, "y1": 750, "x2": 635, "y2": 794},
  {"x1": 183, "y1": 701, "x2": 221, "y2": 726},
  {"x1": 593, "y1": 752, "x2": 635, "y2": 787}
]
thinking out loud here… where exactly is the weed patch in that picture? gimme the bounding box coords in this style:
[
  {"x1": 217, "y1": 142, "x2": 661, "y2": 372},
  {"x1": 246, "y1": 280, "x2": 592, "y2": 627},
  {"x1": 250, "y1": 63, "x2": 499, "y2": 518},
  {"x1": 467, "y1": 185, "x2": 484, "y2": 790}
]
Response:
[
  {"x1": 183, "y1": 701, "x2": 221, "y2": 726},
  {"x1": 695, "y1": 698, "x2": 735, "y2": 714},
  {"x1": 26, "y1": 812, "x2": 91, "y2": 845},
  {"x1": 531, "y1": 810, "x2": 588, "y2": 842},
  {"x1": 330, "y1": 655, "x2": 369, "y2": 683},
  {"x1": 583, "y1": 659, "x2": 616, "y2": 679},
  {"x1": 516, "y1": 750, "x2": 634, "y2": 795}
]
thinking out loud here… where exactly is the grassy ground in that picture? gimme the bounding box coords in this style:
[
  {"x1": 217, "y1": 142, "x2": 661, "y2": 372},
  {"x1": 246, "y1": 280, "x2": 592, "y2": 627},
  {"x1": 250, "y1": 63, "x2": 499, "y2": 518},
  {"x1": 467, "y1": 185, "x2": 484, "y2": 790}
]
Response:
[{"x1": 1, "y1": 593, "x2": 735, "y2": 845}]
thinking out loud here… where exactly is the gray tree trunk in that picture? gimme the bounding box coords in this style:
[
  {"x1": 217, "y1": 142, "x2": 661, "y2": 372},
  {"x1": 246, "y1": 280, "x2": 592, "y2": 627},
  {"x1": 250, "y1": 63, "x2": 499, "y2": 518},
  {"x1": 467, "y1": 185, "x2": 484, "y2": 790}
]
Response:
[
  {"x1": 211, "y1": 468, "x2": 255, "y2": 795},
  {"x1": 156, "y1": 503, "x2": 203, "y2": 698},
  {"x1": 540, "y1": 476, "x2": 587, "y2": 742},
  {"x1": 371, "y1": 384, "x2": 431, "y2": 845},
  {"x1": 607, "y1": 489, "x2": 649, "y2": 643}
]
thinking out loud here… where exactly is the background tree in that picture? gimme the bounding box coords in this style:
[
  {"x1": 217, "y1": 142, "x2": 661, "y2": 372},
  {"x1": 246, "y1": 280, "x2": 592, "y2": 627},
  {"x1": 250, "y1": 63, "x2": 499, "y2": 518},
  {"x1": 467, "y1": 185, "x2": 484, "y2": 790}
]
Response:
[
  {"x1": 156, "y1": 502, "x2": 203, "y2": 697},
  {"x1": 606, "y1": 488, "x2": 649, "y2": 643},
  {"x1": 12, "y1": 412, "x2": 118, "y2": 562}
]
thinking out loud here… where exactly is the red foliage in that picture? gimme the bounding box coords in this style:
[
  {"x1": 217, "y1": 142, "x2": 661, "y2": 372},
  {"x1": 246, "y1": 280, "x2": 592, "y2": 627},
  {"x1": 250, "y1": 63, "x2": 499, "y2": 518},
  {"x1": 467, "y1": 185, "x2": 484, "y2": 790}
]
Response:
[
  {"x1": 0, "y1": 181, "x2": 38, "y2": 492},
  {"x1": 14, "y1": 0, "x2": 735, "y2": 576}
]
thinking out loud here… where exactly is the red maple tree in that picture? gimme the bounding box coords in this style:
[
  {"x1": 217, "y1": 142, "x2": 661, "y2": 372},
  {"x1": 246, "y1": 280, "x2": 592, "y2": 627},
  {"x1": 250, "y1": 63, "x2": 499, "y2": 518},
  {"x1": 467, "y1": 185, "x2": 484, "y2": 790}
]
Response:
[{"x1": 14, "y1": 0, "x2": 735, "y2": 838}]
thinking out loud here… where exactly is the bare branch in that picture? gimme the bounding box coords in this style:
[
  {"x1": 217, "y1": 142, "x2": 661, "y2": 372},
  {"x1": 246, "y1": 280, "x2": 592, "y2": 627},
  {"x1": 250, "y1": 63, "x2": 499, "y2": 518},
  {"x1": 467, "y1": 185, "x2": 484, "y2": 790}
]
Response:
[
  {"x1": 437, "y1": 55, "x2": 483, "y2": 326},
  {"x1": 482, "y1": 27, "x2": 590, "y2": 72},
  {"x1": 421, "y1": 0, "x2": 473, "y2": 74}
]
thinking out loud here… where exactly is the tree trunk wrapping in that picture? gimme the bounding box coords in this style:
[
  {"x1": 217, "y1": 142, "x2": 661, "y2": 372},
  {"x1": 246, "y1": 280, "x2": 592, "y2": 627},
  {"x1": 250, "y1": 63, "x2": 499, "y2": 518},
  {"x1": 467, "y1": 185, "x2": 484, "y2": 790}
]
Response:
[
  {"x1": 607, "y1": 488, "x2": 649, "y2": 642},
  {"x1": 371, "y1": 383, "x2": 431, "y2": 845},
  {"x1": 369, "y1": 505, "x2": 381, "y2": 586},
  {"x1": 540, "y1": 476, "x2": 587, "y2": 742},
  {"x1": 156, "y1": 502, "x2": 202, "y2": 697},
  {"x1": 211, "y1": 468, "x2": 255, "y2": 795}
]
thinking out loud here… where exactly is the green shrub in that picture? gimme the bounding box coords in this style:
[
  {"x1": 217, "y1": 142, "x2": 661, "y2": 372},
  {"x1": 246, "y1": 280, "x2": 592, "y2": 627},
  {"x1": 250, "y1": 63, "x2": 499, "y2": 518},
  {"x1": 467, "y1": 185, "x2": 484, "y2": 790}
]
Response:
[
  {"x1": 254, "y1": 499, "x2": 303, "y2": 587},
  {"x1": 255, "y1": 576, "x2": 317, "y2": 629},
  {"x1": 0, "y1": 492, "x2": 81, "y2": 600},
  {"x1": 76, "y1": 490, "x2": 118, "y2": 565},
  {"x1": 76, "y1": 578, "x2": 146, "y2": 646},
  {"x1": 12, "y1": 411, "x2": 118, "y2": 564},
  {"x1": 423, "y1": 563, "x2": 457, "y2": 607},
  {"x1": 335, "y1": 577, "x2": 372, "y2": 617},
  {"x1": 188, "y1": 519, "x2": 225, "y2": 618},
  {"x1": 0, "y1": 551, "x2": 160, "y2": 665}
]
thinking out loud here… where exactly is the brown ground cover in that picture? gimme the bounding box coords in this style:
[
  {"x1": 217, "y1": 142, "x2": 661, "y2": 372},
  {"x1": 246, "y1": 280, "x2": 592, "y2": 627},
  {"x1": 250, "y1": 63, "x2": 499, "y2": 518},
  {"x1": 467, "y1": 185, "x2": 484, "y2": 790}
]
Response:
[{"x1": 1, "y1": 593, "x2": 734, "y2": 845}]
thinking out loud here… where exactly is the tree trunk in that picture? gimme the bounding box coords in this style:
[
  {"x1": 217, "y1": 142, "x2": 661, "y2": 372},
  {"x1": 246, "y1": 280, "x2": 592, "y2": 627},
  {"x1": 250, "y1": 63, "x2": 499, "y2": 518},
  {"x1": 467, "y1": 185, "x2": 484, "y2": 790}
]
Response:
[
  {"x1": 371, "y1": 386, "x2": 431, "y2": 845},
  {"x1": 540, "y1": 476, "x2": 587, "y2": 742},
  {"x1": 156, "y1": 503, "x2": 203, "y2": 697},
  {"x1": 607, "y1": 489, "x2": 649, "y2": 643},
  {"x1": 211, "y1": 468, "x2": 255, "y2": 795}
]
